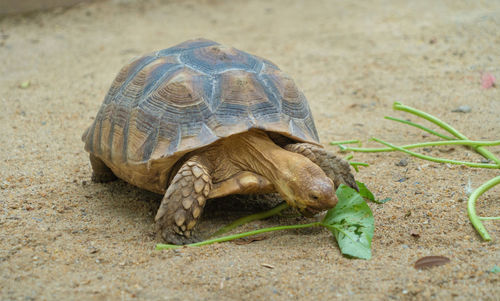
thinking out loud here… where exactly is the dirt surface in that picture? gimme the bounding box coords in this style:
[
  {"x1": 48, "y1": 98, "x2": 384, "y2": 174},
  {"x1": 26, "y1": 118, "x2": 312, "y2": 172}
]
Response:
[{"x1": 1, "y1": 0, "x2": 499, "y2": 300}]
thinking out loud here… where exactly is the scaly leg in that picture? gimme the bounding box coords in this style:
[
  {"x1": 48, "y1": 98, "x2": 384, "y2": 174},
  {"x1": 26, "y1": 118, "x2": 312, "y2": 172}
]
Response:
[
  {"x1": 284, "y1": 143, "x2": 358, "y2": 191},
  {"x1": 155, "y1": 156, "x2": 211, "y2": 244},
  {"x1": 89, "y1": 154, "x2": 117, "y2": 183},
  {"x1": 209, "y1": 171, "x2": 275, "y2": 199}
]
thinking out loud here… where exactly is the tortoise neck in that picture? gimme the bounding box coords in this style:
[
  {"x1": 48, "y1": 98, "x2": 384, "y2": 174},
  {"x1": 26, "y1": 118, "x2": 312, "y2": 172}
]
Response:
[{"x1": 218, "y1": 130, "x2": 303, "y2": 200}]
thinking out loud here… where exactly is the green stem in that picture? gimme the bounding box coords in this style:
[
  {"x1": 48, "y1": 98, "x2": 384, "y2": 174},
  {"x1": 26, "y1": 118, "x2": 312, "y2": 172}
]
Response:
[
  {"x1": 479, "y1": 216, "x2": 500, "y2": 220},
  {"x1": 384, "y1": 116, "x2": 454, "y2": 140},
  {"x1": 372, "y1": 138, "x2": 499, "y2": 169},
  {"x1": 338, "y1": 140, "x2": 500, "y2": 153},
  {"x1": 344, "y1": 154, "x2": 354, "y2": 161},
  {"x1": 330, "y1": 140, "x2": 361, "y2": 146},
  {"x1": 472, "y1": 148, "x2": 500, "y2": 166},
  {"x1": 350, "y1": 162, "x2": 370, "y2": 167},
  {"x1": 393, "y1": 102, "x2": 500, "y2": 165},
  {"x1": 211, "y1": 202, "x2": 289, "y2": 237},
  {"x1": 393, "y1": 102, "x2": 467, "y2": 140},
  {"x1": 350, "y1": 162, "x2": 370, "y2": 172},
  {"x1": 156, "y1": 222, "x2": 322, "y2": 250},
  {"x1": 467, "y1": 176, "x2": 500, "y2": 241}
]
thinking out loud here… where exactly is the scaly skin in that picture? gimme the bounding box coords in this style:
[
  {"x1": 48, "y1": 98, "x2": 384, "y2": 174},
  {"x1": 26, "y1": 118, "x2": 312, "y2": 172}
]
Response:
[
  {"x1": 154, "y1": 156, "x2": 211, "y2": 245},
  {"x1": 89, "y1": 154, "x2": 117, "y2": 183},
  {"x1": 284, "y1": 143, "x2": 358, "y2": 191}
]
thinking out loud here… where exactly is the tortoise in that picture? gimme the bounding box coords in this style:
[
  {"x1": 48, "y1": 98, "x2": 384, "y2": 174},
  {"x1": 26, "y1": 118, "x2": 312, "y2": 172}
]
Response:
[{"x1": 82, "y1": 38, "x2": 358, "y2": 244}]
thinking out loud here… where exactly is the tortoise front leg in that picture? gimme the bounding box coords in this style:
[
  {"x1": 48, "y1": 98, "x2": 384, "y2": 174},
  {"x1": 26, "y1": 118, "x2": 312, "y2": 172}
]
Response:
[
  {"x1": 89, "y1": 154, "x2": 117, "y2": 183},
  {"x1": 209, "y1": 171, "x2": 275, "y2": 199},
  {"x1": 284, "y1": 143, "x2": 358, "y2": 191},
  {"x1": 155, "y1": 156, "x2": 211, "y2": 245}
]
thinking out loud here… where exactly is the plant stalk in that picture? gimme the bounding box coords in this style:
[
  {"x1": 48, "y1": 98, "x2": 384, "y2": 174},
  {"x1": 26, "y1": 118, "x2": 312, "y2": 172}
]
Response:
[
  {"x1": 372, "y1": 138, "x2": 499, "y2": 169},
  {"x1": 211, "y1": 202, "x2": 289, "y2": 237},
  {"x1": 467, "y1": 176, "x2": 500, "y2": 241},
  {"x1": 338, "y1": 139, "x2": 500, "y2": 153},
  {"x1": 329, "y1": 140, "x2": 361, "y2": 146},
  {"x1": 156, "y1": 222, "x2": 322, "y2": 250},
  {"x1": 393, "y1": 102, "x2": 500, "y2": 165},
  {"x1": 384, "y1": 116, "x2": 454, "y2": 140}
]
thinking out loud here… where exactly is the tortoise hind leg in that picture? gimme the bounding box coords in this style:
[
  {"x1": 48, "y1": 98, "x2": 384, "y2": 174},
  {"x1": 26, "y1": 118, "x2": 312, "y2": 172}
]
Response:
[
  {"x1": 155, "y1": 156, "x2": 212, "y2": 245},
  {"x1": 284, "y1": 143, "x2": 358, "y2": 191},
  {"x1": 89, "y1": 154, "x2": 117, "y2": 183}
]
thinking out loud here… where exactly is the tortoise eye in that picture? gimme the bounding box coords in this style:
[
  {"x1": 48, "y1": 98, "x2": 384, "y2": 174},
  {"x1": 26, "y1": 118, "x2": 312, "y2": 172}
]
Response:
[{"x1": 310, "y1": 193, "x2": 320, "y2": 201}]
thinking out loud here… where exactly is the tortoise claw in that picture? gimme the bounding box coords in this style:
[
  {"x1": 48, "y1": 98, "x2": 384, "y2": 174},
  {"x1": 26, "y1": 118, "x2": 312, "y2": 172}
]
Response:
[{"x1": 157, "y1": 224, "x2": 203, "y2": 245}]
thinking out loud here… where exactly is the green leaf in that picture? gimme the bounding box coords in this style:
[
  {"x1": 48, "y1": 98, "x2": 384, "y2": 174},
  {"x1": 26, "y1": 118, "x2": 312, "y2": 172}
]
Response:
[
  {"x1": 356, "y1": 181, "x2": 374, "y2": 201},
  {"x1": 322, "y1": 184, "x2": 374, "y2": 259},
  {"x1": 356, "y1": 181, "x2": 391, "y2": 204}
]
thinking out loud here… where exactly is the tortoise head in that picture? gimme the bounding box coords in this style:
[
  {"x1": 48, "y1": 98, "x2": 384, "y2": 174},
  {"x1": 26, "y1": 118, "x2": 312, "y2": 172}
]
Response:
[{"x1": 275, "y1": 157, "x2": 337, "y2": 216}]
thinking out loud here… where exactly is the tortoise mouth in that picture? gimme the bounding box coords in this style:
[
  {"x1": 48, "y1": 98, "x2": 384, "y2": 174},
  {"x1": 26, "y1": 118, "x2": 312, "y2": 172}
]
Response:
[{"x1": 299, "y1": 207, "x2": 323, "y2": 218}]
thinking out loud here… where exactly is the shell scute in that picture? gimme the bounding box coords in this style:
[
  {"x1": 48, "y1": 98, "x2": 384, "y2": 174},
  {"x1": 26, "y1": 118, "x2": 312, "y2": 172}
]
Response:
[
  {"x1": 126, "y1": 108, "x2": 159, "y2": 162},
  {"x1": 104, "y1": 55, "x2": 157, "y2": 105},
  {"x1": 259, "y1": 67, "x2": 310, "y2": 119},
  {"x1": 156, "y1": 38, "x2": 220, "y2": 57},
  {"x1": 181, "y1": 45, "x2": 261, "y2": 75}
]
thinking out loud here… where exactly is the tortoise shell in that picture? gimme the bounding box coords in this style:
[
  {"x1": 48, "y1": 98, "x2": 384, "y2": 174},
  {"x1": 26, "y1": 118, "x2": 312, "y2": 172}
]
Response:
[{"x1": 83, "y1": 39, "x2": 319, "y2": 193}]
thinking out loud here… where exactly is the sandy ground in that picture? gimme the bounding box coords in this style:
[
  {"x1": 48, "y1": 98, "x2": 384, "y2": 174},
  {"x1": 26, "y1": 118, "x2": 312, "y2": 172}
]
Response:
[{"x1": 1, "y1": 0, "x2": 499, "y2": 300}]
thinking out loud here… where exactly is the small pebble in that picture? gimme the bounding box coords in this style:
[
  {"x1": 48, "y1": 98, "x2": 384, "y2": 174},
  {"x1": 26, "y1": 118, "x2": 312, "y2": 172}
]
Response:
[
  {"x1": 395, "y1": 159, "x2": 408, "y2": 167},
  {"x1": 410, "y1": 232, "x2": 421, "y2": 238},
  {"x1": 451, "y1": 105, "x2": 471, "y2": 113},
  {"x1": 438, "y1": 147, "x2": 455, "y2": 153}
]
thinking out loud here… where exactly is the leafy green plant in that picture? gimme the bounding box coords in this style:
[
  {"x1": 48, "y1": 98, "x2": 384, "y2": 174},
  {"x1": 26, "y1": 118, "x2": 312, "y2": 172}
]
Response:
[
  {"x1": 323, "y1": 184, "x2": 373, "y2": 259},
  {"x1": 331, "y1": 102, "x2": 500, "y2": 241},
  {"x1": 156, "y1": 184, "x2": 375, "y2": 260}
]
